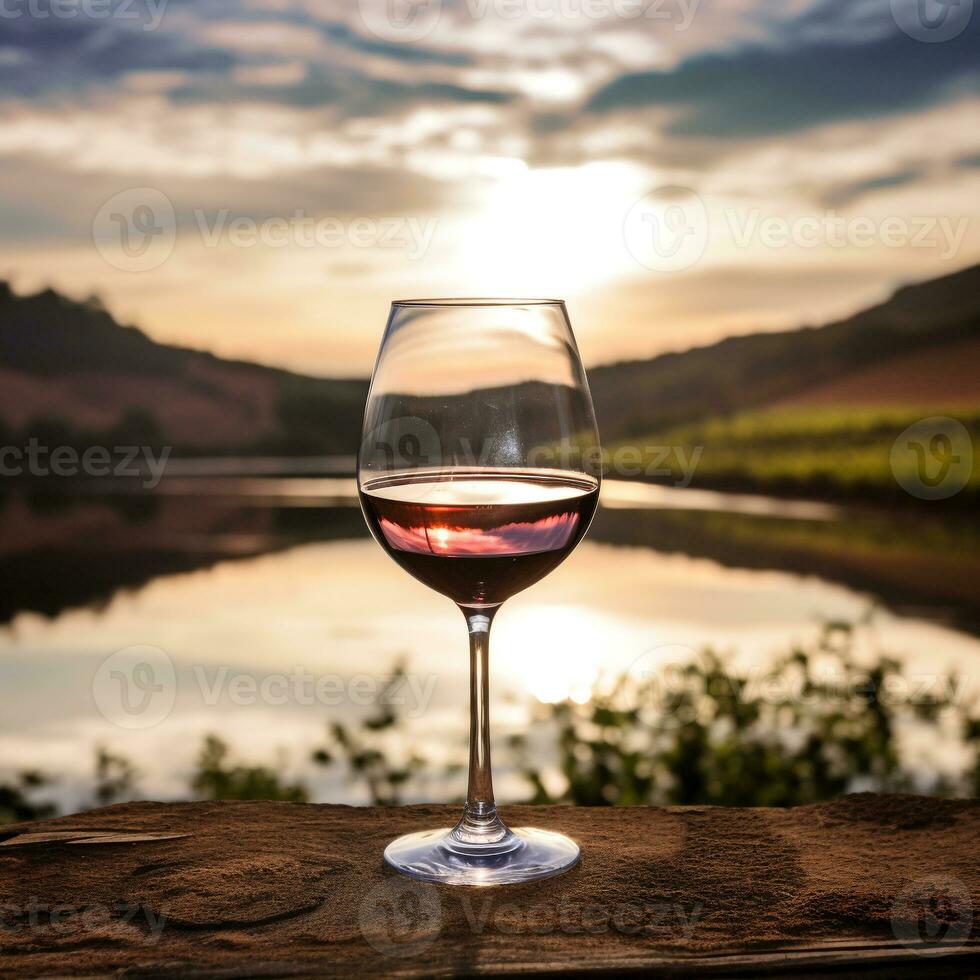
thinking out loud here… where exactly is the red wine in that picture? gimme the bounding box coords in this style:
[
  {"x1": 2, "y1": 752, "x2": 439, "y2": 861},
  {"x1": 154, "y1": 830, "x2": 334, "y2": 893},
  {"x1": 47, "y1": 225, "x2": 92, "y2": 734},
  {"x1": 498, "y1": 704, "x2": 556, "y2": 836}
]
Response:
[{"x1": 359, "y1": 471, "x2": 599, "y2": 606}]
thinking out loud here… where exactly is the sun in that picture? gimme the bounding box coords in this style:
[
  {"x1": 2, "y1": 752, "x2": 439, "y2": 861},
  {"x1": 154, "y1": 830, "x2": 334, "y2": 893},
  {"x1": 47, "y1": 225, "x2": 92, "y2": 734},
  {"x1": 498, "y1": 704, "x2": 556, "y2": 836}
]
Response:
[
  {"x1": 430, "y1": 527, "x2": 451, "y2": 548},
  {"x1": 494, "y1": 604, "x2": 607, "y2": 705},
  {"x1": 461, "y1": 160, "x2": 646, "y2": 297}
]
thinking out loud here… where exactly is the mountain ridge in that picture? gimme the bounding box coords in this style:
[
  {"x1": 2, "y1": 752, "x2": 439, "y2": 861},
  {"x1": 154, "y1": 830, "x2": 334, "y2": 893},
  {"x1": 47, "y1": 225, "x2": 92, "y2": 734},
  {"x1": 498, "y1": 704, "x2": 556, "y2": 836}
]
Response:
[
  {"x1": 587, "y1": 262, "x2": 980, "y2": 437},
  {"x1": 0, "y1": 283, "x2": 367, "y2": 454},
  {"x1": 1, "y1": 263, "x2": 977, "y2": 455}
]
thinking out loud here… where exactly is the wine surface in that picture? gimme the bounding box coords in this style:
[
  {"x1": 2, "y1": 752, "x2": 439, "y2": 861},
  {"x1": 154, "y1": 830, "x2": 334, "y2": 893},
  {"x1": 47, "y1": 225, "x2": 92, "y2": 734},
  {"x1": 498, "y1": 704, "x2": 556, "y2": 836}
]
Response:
[{"x1": 359, "y1": 471, "x2": 599, "y2": 606}]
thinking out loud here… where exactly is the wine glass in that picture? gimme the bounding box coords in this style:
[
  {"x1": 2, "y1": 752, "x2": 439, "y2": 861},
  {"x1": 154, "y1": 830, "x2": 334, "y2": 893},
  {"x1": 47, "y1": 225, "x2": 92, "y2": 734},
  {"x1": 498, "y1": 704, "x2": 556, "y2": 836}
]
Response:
[{"x1": 358, "y1": 298, "x2": 601, "y2": 885}]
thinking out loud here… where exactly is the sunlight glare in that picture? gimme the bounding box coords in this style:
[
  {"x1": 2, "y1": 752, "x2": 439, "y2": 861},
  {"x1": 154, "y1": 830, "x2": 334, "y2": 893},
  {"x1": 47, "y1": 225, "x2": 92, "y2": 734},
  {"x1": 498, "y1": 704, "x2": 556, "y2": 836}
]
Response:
[
  {"x1": 495, "y1": 605, "x2": 606, "y2": 704},
  {"x1": 464, "y1": 162, "x2": 644, "y2": 296}
]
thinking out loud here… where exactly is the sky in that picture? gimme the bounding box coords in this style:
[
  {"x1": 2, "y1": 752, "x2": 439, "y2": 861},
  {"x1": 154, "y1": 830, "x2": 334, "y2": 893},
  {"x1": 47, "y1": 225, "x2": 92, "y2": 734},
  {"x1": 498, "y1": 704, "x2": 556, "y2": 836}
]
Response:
[{"x1": 0, "y1": 0, "x2": 977, "y2": 376}]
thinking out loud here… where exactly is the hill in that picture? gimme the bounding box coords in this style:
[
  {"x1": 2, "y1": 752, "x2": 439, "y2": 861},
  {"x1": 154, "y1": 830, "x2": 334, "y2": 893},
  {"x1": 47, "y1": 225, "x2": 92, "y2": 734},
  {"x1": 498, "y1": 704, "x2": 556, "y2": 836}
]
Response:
[
  {"x1": 587, "y1": 263, "x2": 980, "y2": 438},
  {"x1": 0, "y1": 284, "x2": 367, "y2": 455},
  {"x1": 592, "y1": 264, "x2": 980, "y2": 502},
  {"x1": 1, "y1": 264, "x2": 977, "y2": 472},
  {"x1": 770, "y1": 335, "x2": 980, "y2": 409}
]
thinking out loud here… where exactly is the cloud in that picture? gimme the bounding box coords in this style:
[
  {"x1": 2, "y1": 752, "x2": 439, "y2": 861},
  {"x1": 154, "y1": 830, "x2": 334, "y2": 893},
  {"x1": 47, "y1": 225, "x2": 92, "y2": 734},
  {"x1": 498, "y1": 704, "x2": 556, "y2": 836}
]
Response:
[
  {"x1": 199, "y1": 21, "x2": 325, "y2": 55},
  {"x1": 0, "y1": 0, "x2": 977, "y2": 376},
  {"x1": 165, "y1": 67, "x2": 513, "y2": 117},
  {"x1": 954, "y1": 151, "x2": 980, "y2": 171},
  {"x1": 0, "y1": 10, "x2": 235, "y2": 98},
  {"x1": 818, "y1": 166, "x2": 930, "y2": 207},
  {"x1": 318, "y1": 20, "x2": 472, "y2": 66},
  {"x1": 0, "y1": 147, "x2": 457, "y2": 249},
  {"x1": 0, "y1": 1, "x2": 499, "y2": 116},
  {"x1": 585, "y1": 1, "x2": 980, "y2": 137}
]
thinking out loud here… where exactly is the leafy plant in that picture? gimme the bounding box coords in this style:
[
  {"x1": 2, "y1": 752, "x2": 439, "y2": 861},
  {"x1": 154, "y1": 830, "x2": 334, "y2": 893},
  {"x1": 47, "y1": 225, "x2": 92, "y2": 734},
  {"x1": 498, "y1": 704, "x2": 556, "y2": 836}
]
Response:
[
  {"x1": 310, "y1": 626, "x2": 979, "y2": 809},
  {"x1": 93, "y1": 746, "x2": 140, "y2": 807},
  {"x1": 510, "y1": 623, "x2": 970, "y2": 806},
  {"x1": 312, "y1": 663, "x2": 426, "y2": 805},
  {"x1": 6, "y1": 626, "x2": 977, "y2": 822},
  {"x1": 191, "y1": 735, "x2": 308, "y2": 802},
  {"x1": 0, "y1": 771, "x2": 56, "y2": 824}
]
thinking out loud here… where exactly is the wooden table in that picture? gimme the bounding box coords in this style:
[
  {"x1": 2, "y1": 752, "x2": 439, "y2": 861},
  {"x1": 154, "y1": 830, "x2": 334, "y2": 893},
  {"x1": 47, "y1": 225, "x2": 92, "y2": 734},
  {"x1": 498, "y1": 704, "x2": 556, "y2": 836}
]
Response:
[{"x1": 1, "y1": 795, "x2": 977, "y2": 976}]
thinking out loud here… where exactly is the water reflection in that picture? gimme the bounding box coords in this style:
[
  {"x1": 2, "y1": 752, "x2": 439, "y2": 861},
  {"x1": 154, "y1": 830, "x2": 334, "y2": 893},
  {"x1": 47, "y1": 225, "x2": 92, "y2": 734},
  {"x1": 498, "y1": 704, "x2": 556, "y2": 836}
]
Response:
[{"x1": 1, "y1": 475, "x2": 978, "y2": 810}]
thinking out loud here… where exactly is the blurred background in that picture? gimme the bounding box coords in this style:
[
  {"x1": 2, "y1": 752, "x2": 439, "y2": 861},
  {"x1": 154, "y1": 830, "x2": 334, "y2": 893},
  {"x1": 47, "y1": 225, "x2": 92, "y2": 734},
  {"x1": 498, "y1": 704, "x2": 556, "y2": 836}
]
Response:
[{"x1": 0, "y1": 0, "x2": 978, "y2": 819}]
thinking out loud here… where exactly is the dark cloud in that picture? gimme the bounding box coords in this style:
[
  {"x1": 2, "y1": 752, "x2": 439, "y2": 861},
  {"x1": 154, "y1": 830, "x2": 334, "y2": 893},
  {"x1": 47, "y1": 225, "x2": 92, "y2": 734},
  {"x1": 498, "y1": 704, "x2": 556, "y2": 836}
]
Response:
[
  {"x1": 0, "y1": 10, "x2": 235, "y2": 97},
  {"x1": 819, "y1": 166, "x2": 930, "y2": 207},
  {"x1": 954, "y1": 151, "x2": 980, "y2": 170},
  {"x1": 773, "y1": 0, "x2": 896, "y2": 43},
  {"x1": 319, "y1": 21, "x2": 472, "y2": 66},
  {"x1": 0, "y1": 154, "x2": 459, "y2": 247},
  {"x1": 166, "y1": 66, "x2": 512, "y2": 115},
  {"x1": 179, "y1": 2, "x2": 475, "y2": 66},
  {"x1": 0, "y1": 2, "x2": 494, "y2": 112},
  {"x1": 585, "y1": 5, "x2": 980, "y2": 137}
]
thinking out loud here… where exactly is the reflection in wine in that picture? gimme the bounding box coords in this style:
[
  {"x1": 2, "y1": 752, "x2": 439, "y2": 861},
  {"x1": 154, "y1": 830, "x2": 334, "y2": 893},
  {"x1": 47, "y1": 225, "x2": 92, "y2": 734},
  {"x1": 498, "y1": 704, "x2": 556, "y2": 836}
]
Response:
[{"x1": 360, "y1": 471, "x2": 599, "y2": 607}]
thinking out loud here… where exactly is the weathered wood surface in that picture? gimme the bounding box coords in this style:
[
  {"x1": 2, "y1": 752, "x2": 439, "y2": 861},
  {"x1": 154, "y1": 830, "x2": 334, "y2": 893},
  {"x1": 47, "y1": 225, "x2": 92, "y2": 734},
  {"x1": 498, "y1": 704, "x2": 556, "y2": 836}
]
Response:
[{"x1": 0, "y1": 795, "x2": 977, "y2": 977}]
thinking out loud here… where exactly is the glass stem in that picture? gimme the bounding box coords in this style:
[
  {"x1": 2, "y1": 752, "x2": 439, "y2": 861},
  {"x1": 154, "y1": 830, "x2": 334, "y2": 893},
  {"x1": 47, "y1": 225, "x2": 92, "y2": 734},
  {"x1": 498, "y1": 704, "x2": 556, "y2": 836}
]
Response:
[{"x1": 451, "y1": 607, "x2": 510, "y2": 847}]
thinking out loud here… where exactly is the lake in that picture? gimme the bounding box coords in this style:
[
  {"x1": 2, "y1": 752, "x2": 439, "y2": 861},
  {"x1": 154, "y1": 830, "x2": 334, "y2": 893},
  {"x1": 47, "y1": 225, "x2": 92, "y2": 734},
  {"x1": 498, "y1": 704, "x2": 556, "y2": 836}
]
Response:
[{"x1": 1, "y1": 466, "x2": 978, "y2": 813}]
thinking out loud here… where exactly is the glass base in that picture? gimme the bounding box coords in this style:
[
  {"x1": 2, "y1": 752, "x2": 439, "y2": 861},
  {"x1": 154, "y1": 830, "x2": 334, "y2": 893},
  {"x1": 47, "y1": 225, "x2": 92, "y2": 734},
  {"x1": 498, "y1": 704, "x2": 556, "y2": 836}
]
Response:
[{"x1": 384, "y1": 825, "x2": 580, "y2": 886}]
